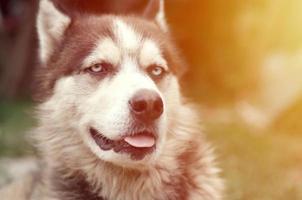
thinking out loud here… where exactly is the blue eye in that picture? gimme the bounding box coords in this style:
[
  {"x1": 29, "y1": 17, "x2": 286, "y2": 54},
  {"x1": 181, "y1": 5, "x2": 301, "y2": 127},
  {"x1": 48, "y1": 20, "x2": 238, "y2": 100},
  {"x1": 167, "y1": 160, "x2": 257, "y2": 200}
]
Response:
[
  {"x1": 86, "y1": 62, "x2": 113, "y2": 75},
  {"x1": 147, "y1": 65, "x2": 167, "y2": 79}
]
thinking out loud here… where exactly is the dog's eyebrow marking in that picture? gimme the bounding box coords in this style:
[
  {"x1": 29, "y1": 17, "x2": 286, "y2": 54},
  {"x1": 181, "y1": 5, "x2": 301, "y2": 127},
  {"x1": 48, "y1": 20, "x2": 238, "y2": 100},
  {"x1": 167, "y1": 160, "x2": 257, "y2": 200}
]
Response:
[
  {"x1": 82, "y1": 37, "x2": 120, "y2": 67},
  {"x1": 113, "y1": 19, "x2": 141, "y2": 51},
  {"x1": 140, "y1": 39, "x2": 167, "y2": 70}
]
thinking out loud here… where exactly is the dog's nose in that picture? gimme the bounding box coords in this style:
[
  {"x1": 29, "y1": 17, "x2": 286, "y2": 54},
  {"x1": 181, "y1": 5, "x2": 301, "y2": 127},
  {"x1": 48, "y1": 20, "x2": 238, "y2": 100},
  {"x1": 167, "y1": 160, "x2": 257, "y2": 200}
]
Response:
[{"x1": 129, "y1": 89, "x2": 164, "y2": 122}]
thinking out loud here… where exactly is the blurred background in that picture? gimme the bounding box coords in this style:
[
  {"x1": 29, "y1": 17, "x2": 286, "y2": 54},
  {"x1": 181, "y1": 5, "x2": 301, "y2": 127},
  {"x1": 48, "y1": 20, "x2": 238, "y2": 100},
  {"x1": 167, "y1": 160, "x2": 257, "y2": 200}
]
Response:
[{"x1": 1, "y1": 0, "x2": 302, "y2": 199}]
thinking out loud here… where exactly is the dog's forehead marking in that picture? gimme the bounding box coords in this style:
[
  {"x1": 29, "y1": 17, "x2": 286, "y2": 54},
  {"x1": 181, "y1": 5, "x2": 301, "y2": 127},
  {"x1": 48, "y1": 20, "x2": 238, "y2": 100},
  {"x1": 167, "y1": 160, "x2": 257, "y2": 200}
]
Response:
[
  {"x1": 82, "y1": 18, "x2": 167, "y2": 71},
  {"x1": 140, "y1": 39, "x2": 167, "y2": 70},
  {"x1": 113, "y1": 19, "x2": 141, "y2": 51},
  {"x1": 83, "y1": 37, "x2": 120, "y2": 67}
]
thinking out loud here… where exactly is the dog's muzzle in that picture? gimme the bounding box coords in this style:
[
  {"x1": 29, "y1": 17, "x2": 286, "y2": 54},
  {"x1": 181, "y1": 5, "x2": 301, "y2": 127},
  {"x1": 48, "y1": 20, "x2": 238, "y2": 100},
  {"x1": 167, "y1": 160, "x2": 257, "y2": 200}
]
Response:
[{"x1": 90, "y1": 89, "x2": 163, "y2": 160}]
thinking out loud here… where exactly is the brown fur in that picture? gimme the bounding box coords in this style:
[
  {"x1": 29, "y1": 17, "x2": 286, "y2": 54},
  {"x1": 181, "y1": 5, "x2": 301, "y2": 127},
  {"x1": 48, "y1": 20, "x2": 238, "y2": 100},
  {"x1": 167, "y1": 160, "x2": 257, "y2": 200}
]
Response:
[{"x1": 0, "y1": 1, "x2": 223, "y2": 199}]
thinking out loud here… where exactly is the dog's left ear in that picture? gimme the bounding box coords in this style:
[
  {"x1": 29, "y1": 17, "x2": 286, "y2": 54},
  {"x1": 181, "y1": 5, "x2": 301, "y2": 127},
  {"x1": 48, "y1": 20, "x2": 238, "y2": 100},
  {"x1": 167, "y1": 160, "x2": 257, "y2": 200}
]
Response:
[{"x1": 143, "y1": 0, "x2": 167, "y2": 31}]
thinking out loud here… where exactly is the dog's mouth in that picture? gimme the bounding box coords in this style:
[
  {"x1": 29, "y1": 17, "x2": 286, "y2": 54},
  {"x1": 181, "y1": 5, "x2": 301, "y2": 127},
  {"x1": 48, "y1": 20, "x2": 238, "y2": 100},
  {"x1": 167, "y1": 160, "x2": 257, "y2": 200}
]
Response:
[{"x1": 90, "y1": 128, "x2": 156, "y2": 160}]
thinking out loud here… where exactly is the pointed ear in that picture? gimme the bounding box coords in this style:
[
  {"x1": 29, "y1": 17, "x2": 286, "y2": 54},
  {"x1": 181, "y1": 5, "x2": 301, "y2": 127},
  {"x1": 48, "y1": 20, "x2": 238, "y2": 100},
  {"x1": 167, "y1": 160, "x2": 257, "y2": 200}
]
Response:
[
  {"x1": 143, "y1": 0, "x2": 168, "y2": 31},
  {"x1": 37, "y1": 0, "x2": 71, "y2": 63}
]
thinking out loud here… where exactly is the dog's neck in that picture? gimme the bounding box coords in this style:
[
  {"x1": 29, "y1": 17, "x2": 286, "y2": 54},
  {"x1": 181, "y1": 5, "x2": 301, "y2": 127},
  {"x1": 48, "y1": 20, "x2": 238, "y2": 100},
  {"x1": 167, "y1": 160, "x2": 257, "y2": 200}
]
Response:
[
  {"x1": 49, "y1": 168, "x2": 105, "y2": 200},
  {"x1": 47, "y1": 169, "x2": 105, "y2": 200},
  {"x1": 44, "y1": 150, "x2": 190, "y2": 200}
]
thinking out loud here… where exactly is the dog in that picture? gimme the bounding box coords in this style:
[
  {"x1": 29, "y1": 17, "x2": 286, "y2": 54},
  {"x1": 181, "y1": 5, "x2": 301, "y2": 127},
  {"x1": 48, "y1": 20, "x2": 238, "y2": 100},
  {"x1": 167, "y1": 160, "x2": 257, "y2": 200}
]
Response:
[{"x1": 0, "y1": 0, "x2": 223, "y2": 199}]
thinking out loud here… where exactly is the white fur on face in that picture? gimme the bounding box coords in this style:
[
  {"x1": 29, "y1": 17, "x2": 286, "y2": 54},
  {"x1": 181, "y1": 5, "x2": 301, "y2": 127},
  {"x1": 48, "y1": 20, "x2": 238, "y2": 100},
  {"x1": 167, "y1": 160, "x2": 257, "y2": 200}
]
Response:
[
  {"x1": 114, "y1": 19, "x2": 141, "y2": 52},
  {"x1": 77, "y1": 57, "x2": 167, "y2": 165},
  {"x1": 140, "y1": 39, "x2": 167, "y2": 70},
  {"x1": 83, "y1": 37, "x2": 121, "y2": 67},
  {"x1": 37, "y1": 0, "x2": 70, "y2": 63}
]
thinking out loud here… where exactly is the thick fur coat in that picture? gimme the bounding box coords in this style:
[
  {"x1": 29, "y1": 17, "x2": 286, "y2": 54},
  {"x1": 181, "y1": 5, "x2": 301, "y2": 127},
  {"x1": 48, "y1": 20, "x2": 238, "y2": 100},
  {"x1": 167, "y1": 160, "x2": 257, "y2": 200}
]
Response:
[{"x1": 0, "y1": 0, "x2": 223, "y2": 199}]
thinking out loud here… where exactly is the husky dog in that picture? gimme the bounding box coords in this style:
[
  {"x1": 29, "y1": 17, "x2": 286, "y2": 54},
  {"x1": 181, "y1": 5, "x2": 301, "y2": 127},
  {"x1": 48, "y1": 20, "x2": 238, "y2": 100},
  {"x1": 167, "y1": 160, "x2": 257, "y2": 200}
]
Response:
[{"x1": 0, "y1": 0, "x2": 223, "y2": 199}]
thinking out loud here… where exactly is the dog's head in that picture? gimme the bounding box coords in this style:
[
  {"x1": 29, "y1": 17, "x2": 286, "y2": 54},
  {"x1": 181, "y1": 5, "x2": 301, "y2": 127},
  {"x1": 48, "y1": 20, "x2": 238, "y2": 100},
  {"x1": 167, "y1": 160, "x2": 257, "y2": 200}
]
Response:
[{"x1": 36, "y1": 0, "x2": 186, "y2": 168}]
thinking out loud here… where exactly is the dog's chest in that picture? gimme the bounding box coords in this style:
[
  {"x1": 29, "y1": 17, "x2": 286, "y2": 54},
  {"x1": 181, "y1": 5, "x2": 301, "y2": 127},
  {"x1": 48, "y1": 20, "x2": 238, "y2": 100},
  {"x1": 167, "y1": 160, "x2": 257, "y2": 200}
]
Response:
[
  {"x1": 50, "y1": 172, "x2": 187, "y2": 200},
  {"x1": 47, "y1": 163, "x2": 192, "y2": 200},
  {"x1": 50, "y1": 171, "x2": 106, "y2": 200}
]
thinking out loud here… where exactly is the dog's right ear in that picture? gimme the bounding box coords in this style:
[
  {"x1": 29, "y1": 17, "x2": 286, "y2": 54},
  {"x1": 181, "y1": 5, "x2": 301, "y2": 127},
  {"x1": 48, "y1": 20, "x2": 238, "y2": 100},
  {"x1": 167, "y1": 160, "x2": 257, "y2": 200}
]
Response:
[
  {"x1": 37, "y1": 0, "x2": 71, "y2": 63},
  {"x1": 143, "y1": 0, "x2": 167, "y2": 31}
]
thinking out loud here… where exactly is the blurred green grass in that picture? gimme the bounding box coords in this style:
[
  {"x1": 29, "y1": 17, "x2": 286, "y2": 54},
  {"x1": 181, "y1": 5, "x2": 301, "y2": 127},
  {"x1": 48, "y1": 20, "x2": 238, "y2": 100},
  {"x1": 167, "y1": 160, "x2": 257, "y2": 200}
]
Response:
[
  {"x1": 0, "y1": 101, "x2": 35, "y2": 157},
  {"x1": 0, "y1": 101, "x2": 302, "y2": 199}
]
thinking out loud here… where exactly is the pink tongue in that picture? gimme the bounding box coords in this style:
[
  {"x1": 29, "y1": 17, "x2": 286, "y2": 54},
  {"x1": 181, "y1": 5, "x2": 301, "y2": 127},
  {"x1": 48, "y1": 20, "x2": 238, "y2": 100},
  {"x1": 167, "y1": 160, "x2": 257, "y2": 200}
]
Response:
[{"x1": 124, "y1": 135, "x2": 155, "y2": 148}]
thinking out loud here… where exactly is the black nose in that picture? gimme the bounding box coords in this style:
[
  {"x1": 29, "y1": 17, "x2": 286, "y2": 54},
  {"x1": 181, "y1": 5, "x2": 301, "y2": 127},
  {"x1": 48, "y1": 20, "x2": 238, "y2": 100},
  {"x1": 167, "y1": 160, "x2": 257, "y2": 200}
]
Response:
[{"x1": 129, "y1": 89, "x2": 164, "y2": 122}]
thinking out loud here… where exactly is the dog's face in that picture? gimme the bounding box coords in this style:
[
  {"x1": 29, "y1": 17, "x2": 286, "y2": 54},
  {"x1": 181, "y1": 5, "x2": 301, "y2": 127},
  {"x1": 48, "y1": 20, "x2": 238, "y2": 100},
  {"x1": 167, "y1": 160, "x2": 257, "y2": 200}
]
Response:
[{"x1": 37, "y1": 0, "x2": 185, "y2": 167}]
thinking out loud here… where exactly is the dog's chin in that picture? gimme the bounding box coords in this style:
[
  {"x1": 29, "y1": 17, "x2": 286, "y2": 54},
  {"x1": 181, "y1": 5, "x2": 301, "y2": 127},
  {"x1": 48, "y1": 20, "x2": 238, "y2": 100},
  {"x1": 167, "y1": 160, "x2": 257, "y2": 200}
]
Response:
[{"x1": 86, "y1": 127, "x2": 159, "y2": 166}]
